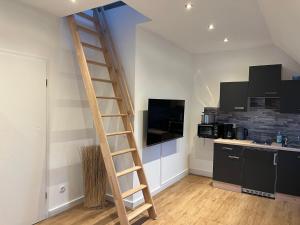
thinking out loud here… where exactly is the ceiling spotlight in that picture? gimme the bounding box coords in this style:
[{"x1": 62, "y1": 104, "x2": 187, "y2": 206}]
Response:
[
  {"x1": 185, "y1": 2, "x2": 193, "y2": 10},
  {"x1": 224, "y1": 38, "x2": 229, "y2": 43},
  {"x1": 70, "y1": 0, "x2": 76, "y2": 3},
  {"x1": 208, "y1": 24, "x2": 215, "y2": 30}
]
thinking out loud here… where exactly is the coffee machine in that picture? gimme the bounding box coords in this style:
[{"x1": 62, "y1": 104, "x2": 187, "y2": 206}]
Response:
[{"x1": 223, "y1": 123, "x2": 235, "y2": 139}]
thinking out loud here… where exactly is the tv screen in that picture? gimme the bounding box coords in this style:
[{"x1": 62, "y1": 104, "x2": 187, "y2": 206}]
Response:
[{"x1": 146, "y1": 99, "x2": 185, "y2": 146}]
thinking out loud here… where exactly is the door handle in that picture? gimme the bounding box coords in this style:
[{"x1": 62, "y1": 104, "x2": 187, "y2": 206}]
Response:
[
  {"x1": 273, "y1": 153, "x2": 278, "y2": 166},
  {"x1": 222, "y1": 147, "x2": 233, "y2": 151},
  {"x1": 234, "y1": 106, "x2": 245, "y2": 110},
  {"x1": 228, "y1": 156, "x2": 239, "y2": 160},
  {"x1": 265, "y1": 91, "x2": 277, "y2": 95}
]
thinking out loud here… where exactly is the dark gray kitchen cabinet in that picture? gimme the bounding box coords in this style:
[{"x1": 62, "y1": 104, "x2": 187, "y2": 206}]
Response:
[
  {"x1": 213, "y1": 144, "x2": 243, "y2": 185},
  {"x1": 277, "y1": 150, "x2": 300, "y2": 196},
  {"x1": 248, "y1": 64, "x2": 282, "y2": 97},
  {"x1": 242, "y1": 148, "x2": 277, "y2": 198},
  {"x1": 280, "y1": 80, "x2": 300, "y2": 114},
  {"x1": 220, "y1": 82, "x2": 248, "y2": 112}
]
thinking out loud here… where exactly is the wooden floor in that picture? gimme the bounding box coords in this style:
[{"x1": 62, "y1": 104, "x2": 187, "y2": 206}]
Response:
[{"x1": 39, "y1": 175, "x2": 300, "y2": 225}]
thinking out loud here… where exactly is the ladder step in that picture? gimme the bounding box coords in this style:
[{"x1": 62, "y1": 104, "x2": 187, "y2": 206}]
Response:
[
  {"x1": 77, "y1": 25, "x2": 98, "y2": 36},
  {"x1": 111, "y1": 148, "x2": 136, "y2": 157},
  {"x1": 91, "y1": 77, "x2": 114, "y2": 83},
  {"x1": 127, "y1": 203, "x2": 153, "y2": 221},
  {"x1": 106, "y1": 131, "x2": 132, "y2": 137},
  {"x1": 96, "y1": 96, "x2": 122, "y2": 100},
  {"x1": 87, "y1": 60, "x2": 109, "y2": 68},
  {"x1": 77, "y1": 12, "x2": 97, "y2": 23},
  {"x1": 116, "y1": 166, "x2": 142, "y2": 177},
  {"x1": 122, "y1": 185, "x2": 147, "y2": 199},
  {"x1": 102, "y1": 114, "x2": 127, "y2": 118},
  {"x1": 81, "y1": 42, "x2": 104, "y2": 51}
]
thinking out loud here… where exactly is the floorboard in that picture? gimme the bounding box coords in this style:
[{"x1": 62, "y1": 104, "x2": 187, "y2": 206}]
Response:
[{"x1": 38, "y1": 175, "x2": 300, "y2": 225}]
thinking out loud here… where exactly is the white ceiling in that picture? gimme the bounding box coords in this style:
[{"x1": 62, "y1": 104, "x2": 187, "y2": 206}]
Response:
[
  {"x1": 258, "y1": 0, "x2": 300, "y2": 64},
  {"x1": 124, "y1": 0, "x2": 272, "y2": 54},
  {"x1": 16, "y1": 0, "x2": 300, "y2": 63},
  {"x1": 17, "y1": 0, "x2": 115, "y2": 16}
]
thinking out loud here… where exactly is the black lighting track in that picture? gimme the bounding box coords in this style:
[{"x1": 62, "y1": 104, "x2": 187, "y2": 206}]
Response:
[{"x1": 103, "y1": 1, "x2": 126, "y2": 11}]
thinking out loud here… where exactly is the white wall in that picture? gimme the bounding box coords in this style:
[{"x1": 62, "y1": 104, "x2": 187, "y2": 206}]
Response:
[
  {"x1": 105, "y1": 6, "x2": 193, "y2": 206},
  {"x1": 189, "y1": 45, "x2": 300, "y2": 177},
  {"x1": 105, "y1": 6, "x2": 149, "y2": 100},
  {"x1": 0, "y1": 0, "x2": 95, "y2": 215},
  {"x1": 133, "y1": 27, "x2": 192, "y2": 204}
]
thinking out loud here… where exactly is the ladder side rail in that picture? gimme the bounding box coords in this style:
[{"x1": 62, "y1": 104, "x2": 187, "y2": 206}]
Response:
[
  {"x1": 96, "y1": 8, "x2": 135, "y2": 118},
  {"x1": 125, "y1": 124, "x2": 158, "y2": 218},
  {"x1": 67, "y1": 15, "x2": 130, "y2": 225},
  {"x1": 93, "y1": 10, "x2": 157, "y2": 219}
]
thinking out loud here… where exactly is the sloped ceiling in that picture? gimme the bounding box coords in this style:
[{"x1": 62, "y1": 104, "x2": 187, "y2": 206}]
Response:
[
  {"x1": 124, "y1": 0, "x2": 272, "y2": 54},
  {"x1": 15, "y1": 0, "x2": 300, "y2": 63},
  {"x1": 257, "y1": 0, "x2": 300, "y2": 64}
]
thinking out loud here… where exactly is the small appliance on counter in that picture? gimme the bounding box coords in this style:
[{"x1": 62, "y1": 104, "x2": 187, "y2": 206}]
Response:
[
  {"x1": 198, "y1": 123, "x2": 224, "y2": 139},
  {"x1": 198, "y1": 107, "x2": 223, "y2": 139},
  {"x1": 201, "y1": 114, "x2": 215, "y2": 124},
  {"x1": 235, "y1": 127, "x2": 248, "y2": 140},
  {"x1": 201, "y1": 107, "x2": 218, "y2": 124},
  {"x1": 223, "y1": 123, "x2": 235, "y2": 139}
]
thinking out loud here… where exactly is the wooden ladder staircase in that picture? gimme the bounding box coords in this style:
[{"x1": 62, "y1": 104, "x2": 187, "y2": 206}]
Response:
[{"x1": 67, "y1": 8, "x2": 157, "y2": 225}]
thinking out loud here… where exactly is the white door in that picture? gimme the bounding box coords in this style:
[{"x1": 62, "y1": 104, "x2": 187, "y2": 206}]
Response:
[{"x1": 0, "y1": 51, "x2": 47, "y2": 225}]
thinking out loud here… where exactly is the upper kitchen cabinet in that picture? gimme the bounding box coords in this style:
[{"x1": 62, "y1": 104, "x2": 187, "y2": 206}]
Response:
[
  {"x1": 248, "y1": 64, "x2": 282, "y2": 98},
  {"x1": 280, "y1": 80, "x2": 300, "y2": 114},
  {"x1": 220, "y1": 82, "x2": 248, "y2": 112}
]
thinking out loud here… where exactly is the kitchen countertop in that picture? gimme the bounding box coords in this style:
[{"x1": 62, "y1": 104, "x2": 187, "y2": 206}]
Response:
[{"x1": 214, "y1": 139, "x2": 300, "y2": 153}]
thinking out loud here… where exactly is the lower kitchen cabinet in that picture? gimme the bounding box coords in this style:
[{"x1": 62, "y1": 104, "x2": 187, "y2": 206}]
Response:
[
  {"x1": 277, "y1": 150, "x2": 300, "y2": 196},
  {"x1": 213, "y1": 144, "x2": 243, "y2": 185},
  {"x1": 242, "y1": 148, "x2": 277, "y2": 198}
]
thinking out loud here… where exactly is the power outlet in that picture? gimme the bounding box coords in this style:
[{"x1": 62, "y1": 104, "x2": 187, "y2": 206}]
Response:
[{"x1": 59, "y1": 185, "x2": 66, "y2": 194}]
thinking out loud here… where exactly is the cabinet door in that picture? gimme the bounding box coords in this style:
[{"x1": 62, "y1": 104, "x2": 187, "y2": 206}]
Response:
[
  {"x1": 220, "y1": 82, "x2": 248, "y2": 112},
  {"x1": 242, "y1": 148, "x2": 277, "y2": 195},
  {"x1": 248, "y1": 64, "x2": 281, "y2": 97},
  {"x1": 213, "y1": 144, "x2": 243, "y2": 185},
  {"x1": 280, "y1": 81, "x2": 300, "y2": 114},
  {"x1": 277, "y1": 151, "x2": 300, "y2": 196}
]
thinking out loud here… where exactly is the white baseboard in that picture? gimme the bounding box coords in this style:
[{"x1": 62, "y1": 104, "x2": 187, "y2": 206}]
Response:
[
  {"x1": 48, "y1": 196, "x2": 84, "y2": 217},
  {"x1": 131, "y1": 169, "x2": 189, "y2": 208},
  {"x1": 189, "y1": 168, "x2": 213, "y2": 178},
  {"x1": 105, "y1": 193, "x2": 133, "y2": 208},
  {"x1": 47, "y1": 169, "x2": 189, "y2": 216}
]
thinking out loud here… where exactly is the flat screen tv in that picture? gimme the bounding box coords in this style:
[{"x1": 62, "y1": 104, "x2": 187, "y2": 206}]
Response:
[{"x1": 146, "y1": 99, "x2": 185, "y2": 146}]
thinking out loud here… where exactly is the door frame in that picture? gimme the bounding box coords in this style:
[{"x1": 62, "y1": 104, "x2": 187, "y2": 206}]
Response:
[{"x1": 0, "y1": 48, "x2": 49, "y2": 221}]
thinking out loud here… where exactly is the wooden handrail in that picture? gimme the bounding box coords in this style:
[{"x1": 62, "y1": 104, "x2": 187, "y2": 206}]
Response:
[{"x1": 95, "y1": 8, "x2": 135, "y2": 117}]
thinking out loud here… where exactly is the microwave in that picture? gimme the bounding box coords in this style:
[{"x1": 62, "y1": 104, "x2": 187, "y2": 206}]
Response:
[{"x1": 198, "y1": 123, "x2": 223, "y2": 139}]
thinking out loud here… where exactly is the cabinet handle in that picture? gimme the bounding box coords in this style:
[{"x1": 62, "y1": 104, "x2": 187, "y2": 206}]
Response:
[
  {"x1": 234, "y1": 106, "x2": 245, "y2": 110},
  {"x1": 265, "y1": 91, "x2": 277, "y2": 95},
  {"x1": 222, "y1": 147, "x2": 233, "y2": 151},
  {"x1": 273, "y1": 153, "x2": 278, "y2": 166},
  {"x1": 228, "y1": 156, "x2": 239, "y2": 160},
  {"x1": 297, "y1": 156, "x2": 300, "y2": 159}
]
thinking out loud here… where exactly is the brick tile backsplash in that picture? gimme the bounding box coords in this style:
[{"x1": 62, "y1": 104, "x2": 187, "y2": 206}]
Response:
[{"x1": 217, "y1": 109, "x2": 300, "y2": 147}]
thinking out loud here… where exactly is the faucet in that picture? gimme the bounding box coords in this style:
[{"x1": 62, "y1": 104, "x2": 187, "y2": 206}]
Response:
[{"x1": 282, "y1": 137, "x2": 288, "y2": 147}]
